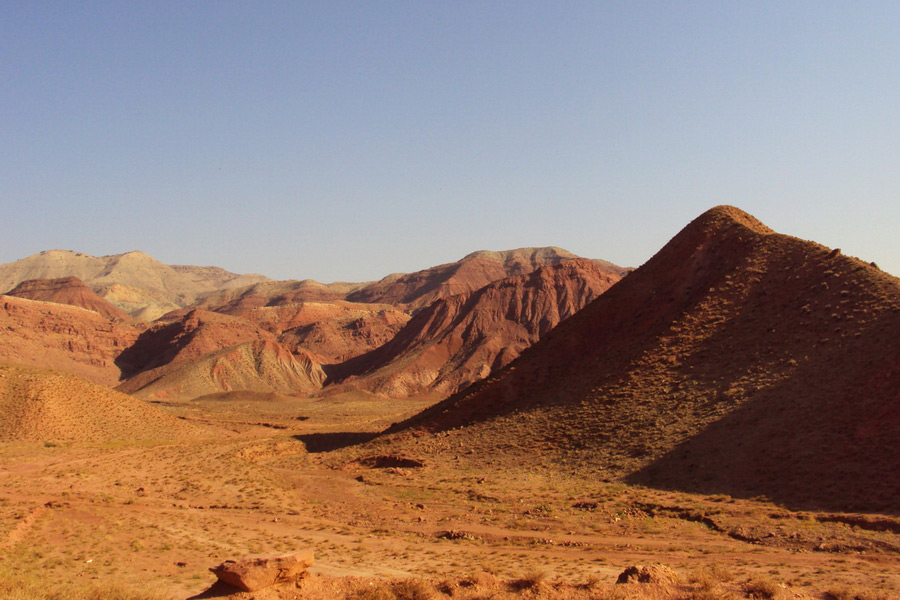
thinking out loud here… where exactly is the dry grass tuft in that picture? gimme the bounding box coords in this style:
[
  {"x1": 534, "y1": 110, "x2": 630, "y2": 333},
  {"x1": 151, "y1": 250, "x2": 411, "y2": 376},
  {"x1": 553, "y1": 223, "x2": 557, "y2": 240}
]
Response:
[
  {"x1": 511, "y1": 569, "x2": 550, "y2": 591},
  {"x1": 392, "y1": 578, "x2": 438, "y2": 600},
  {"x1": 0, "y1": 578, "x2": 171, "y2": 600},
  {"x1": 744, "y1": 577, "x2": 785, "y2": 600}
]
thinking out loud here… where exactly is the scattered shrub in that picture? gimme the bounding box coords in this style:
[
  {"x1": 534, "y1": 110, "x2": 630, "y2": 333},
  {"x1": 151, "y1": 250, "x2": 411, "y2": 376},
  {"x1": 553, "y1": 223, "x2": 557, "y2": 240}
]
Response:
[
  {"x1": 745, "y1": 577, "x2": 783, "y2": 599},
  {"x1": 392, "y1": 578, "x2": 436, "y2": 600},
  {"x1": 511, "y1": 569, "x2": 548, "y2": 590}
]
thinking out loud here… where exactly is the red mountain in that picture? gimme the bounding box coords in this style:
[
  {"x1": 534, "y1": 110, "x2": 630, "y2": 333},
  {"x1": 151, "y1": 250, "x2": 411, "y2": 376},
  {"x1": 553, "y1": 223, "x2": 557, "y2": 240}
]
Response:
[
  {"x1": 384, "y1": 206, "x2": 900, "y2": 513},
  {"x1": 331, "y1": 259, "x2": 622, "y2": 397},
  {"x1": 115, "y1": 309, "x2": 276, "y2": 381},
  {"x1": 5, "y1": 276, "x2": 130, "y2": 321},
  {"x1": 345, "y1": 247, "x2": 627, "y2": 311},
  {"x1": 0, "y1": 295, "x2": 139, "y2": 386}
]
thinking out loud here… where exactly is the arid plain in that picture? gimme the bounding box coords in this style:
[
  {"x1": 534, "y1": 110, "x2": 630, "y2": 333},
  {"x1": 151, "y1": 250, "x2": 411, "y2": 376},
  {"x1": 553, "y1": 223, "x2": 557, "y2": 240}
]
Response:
[{"x1": 1, "y1": 207, "x2": 899, "y2": 600}]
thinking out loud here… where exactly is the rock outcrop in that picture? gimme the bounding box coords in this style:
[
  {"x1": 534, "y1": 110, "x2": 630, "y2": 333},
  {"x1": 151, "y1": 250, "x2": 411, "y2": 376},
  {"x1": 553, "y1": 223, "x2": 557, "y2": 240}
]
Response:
[
  {"x1": 616, "y1": 564, "x2": 681, "y2": 585},
  {"x1": 210, "y1": 551, "x2": 314, "y2": 592}
]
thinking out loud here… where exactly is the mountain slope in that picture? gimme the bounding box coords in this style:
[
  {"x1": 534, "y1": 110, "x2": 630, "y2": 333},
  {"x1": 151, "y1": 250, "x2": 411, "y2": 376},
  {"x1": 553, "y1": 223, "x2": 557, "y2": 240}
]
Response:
[
  {"x1": 383, "y1": 206, "x2": 900, "y2": 513},
  {"x1": 346, "y1": 247, "x2": 627, "y2": 311},
  {"x1": 190, "y1": 290, "x2": 410, "y2": 364},
  {"x1": 0, "y1": 250, "x2": 269, "y2": 320},
  {"x1": 6, "y1": 276, "x2": 130, "y2": 321},
  {"x1": 0, "y1": 295, "x2": 139, "y2": 386},
  {"x1": 115, "y1": 309, "x2": 276, "y2": 381},
  {"x1": 331, "y1": 260, "x2": 622, "y2": 396},
  {"x1": 118, "y1": 339, "x2": 326, "y2": 401},
  {"x1": 0, "y1": 363, "x2": 201, "y2": 443}
]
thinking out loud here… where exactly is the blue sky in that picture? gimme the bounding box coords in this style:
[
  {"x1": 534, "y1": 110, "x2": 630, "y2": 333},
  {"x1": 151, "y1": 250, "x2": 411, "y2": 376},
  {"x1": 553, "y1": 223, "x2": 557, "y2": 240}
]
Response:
[{"x1": 3, "y1": 2, "x2": 899, "y2": 281}]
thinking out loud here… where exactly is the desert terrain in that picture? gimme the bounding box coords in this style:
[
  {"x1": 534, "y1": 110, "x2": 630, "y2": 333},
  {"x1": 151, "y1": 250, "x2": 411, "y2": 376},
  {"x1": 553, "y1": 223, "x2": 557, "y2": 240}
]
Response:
[{"x1": 1, "y1": 210, "x2": 899, "y2": 600}]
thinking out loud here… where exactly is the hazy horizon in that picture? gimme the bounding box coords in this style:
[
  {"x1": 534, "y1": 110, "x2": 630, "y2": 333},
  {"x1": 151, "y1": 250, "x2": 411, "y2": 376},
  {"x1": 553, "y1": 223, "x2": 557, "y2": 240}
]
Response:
[{"x1": 3, "y1": 3, "x2": 899, "y2": 281}]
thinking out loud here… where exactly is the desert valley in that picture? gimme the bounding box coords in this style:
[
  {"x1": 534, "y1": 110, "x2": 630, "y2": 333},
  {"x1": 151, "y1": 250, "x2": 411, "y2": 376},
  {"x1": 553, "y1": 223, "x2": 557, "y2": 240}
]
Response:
[{"x1": 1, "y1": 206, "x2": 899, "y2": 600}]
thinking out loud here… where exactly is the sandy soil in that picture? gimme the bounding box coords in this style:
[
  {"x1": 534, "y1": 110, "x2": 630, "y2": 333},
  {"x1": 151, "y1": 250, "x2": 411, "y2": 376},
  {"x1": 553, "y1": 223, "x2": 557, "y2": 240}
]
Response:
[{"x1": 1, "y1": 393, "x2": 898, "y2": 600}]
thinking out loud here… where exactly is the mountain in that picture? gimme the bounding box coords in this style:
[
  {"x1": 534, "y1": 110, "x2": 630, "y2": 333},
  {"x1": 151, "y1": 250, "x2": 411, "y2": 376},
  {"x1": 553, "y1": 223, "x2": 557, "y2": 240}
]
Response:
[
  {"x1": 115, "y1": 309, "x2": 328, "y2": 401},
  {"x1": 345, "y1": 247, "x2": 628, "y2": 311},
  {"x1": 0, "y1": 295, "x2": 139, "y2": 386},
  {"x1": 330, "y1": 260, "x2": 622, "y2": 397},
  {"x1": 0, "y1": 362, "x2": 201, "y2": 443},
  {"x1": 0, "y1": 250, "x2": 269, "y2": 320},
  {"x1": 5, "y1": 276, "x2": 130, "y2": 321},
  {"x1": 115, "y1": 309, "x2": 276, "y2": 381},
  {"x1": 191, "y1": 287, "x2": 410, "y2": 364},
  {"x1": 117, "y1": 339, "x2": 326, "y2": 401},
  {"x1": 384, "y1": 206, "x2": 900, "y2": 513},
  {"x1": 192, "y1": 279, "x2": 366, "y2": 312}
]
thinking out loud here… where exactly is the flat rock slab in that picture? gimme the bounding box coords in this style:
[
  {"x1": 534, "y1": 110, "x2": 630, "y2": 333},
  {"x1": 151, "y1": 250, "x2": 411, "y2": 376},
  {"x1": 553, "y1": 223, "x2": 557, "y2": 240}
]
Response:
[{"x1": 210, "y1": 551, "x2": 314, "y2": 592}]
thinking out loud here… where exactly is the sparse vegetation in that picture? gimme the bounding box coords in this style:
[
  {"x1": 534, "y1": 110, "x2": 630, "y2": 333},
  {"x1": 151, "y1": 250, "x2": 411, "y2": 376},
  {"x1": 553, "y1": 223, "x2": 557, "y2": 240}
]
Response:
[
  {"x1": 0, "y1": 578, "x2": 170, "y2": 600},
  {"x1": 2, "y1": 208, "x2": 900, "y2": 600}
]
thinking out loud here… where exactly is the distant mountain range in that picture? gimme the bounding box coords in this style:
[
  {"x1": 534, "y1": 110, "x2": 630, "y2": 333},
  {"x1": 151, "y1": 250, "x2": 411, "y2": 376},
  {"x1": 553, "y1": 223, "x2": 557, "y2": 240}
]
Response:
[
  {"x1": 1, "y1": 245, "x2": 626, "y2": 400},
  {"x1": 0, "y1": 249, "x2": 270, "y2": 321}
]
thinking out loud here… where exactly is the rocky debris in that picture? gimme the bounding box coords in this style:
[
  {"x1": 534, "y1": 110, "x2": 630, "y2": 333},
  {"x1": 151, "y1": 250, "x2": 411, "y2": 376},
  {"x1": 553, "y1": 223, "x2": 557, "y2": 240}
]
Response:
[
  {"x1": 437, "y1": 530, "x2": 480, "y2": 541},
  {"x1": 210, "y1": 551, "x2": 314, "y2": 592},
  {"x1": 616, "y1": 564, "x2": 680, "y2": 585}
]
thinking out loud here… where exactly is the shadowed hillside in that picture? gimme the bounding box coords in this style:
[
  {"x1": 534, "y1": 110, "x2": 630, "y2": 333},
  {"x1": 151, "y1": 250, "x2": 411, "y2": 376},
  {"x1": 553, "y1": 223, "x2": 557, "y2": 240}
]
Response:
[
  {"x1": 115, "y1": 309, "x2": 275, "y2": 380},
  {"x1": 189, "y1": 295, "x2": 410, "y2": 363},
  {"x1": 383, "y1": 206, "x2": 900, "y2": 513}
]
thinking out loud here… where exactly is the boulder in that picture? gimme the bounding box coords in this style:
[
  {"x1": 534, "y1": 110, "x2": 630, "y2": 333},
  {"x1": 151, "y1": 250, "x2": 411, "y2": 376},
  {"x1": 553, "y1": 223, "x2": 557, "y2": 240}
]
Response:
[
  {"x1": 210, "y1": 551, "x2": 314, "y2": 592},
  {"x1": 616, "y1": 563, "x2": 680, "y2": 585}
]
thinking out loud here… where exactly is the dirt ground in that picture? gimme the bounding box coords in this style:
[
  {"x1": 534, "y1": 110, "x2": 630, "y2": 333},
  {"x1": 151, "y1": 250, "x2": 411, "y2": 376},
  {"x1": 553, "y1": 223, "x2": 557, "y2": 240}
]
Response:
[{"x1": 1, "y1": 392, "x2": 898, "y2": 599}]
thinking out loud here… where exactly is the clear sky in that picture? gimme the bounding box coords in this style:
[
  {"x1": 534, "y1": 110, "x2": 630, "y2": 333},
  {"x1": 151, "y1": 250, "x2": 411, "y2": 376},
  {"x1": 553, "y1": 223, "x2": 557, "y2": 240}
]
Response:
[{"x1": 3, "y1": 2, "x2": 899, "y2": 281}]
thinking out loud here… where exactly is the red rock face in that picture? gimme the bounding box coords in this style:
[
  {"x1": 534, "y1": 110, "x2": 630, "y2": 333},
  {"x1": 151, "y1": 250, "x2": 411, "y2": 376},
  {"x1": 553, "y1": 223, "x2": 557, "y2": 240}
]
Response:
[
  {"x1": 331, "y1": 259, "x2": 622, "y2": 396},
  {"x1": 115, "y1": 309, "x2": 277, "y2": 381},
  {"x1": 210, "y1": 551, "x2": 314, "y2": 592},
  {"x1": 389, "y1": 205, "x2": 900, "y2": 513},
  {"x1": 346, "y1": 247, "x2": 627, "y2": 311},
  {"x1": 5, "y1": 276, "x2": 130, "y2": 321},
  {"x1": 0, "y1": 295, "x2": 140, "y2": 386}
]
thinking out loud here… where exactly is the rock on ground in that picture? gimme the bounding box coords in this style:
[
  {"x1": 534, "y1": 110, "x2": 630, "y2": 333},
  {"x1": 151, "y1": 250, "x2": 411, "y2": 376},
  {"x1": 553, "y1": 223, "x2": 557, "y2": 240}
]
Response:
[{"x1": 210, "y1": 551, "x2": 314, "y2": 592}]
